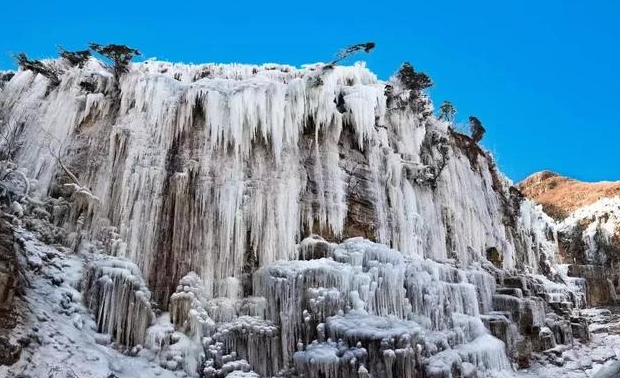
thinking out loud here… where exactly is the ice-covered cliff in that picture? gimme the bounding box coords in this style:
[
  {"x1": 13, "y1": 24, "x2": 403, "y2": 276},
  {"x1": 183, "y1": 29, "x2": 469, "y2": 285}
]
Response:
[{"x1": 0, "y1": 57, "x2": 594, "y2": 377}]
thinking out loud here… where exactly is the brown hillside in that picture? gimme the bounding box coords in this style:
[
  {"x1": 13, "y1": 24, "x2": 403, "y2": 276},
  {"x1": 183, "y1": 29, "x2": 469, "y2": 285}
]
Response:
[{"x1": 518, "y1": 171, "x2": 620, "y2": 220}]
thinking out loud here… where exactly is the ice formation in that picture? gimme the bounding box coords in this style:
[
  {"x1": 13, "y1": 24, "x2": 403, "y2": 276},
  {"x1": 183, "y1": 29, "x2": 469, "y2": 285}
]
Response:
[
  {"x1": 81, "y1": 257, "x2": 155, "y2": 346},
  {"x1": 0, "y1": 57, "x2": 597, "y2": 377},
  {"x1": 556, "y1": 197, "x2": 620, "y2": 265}
]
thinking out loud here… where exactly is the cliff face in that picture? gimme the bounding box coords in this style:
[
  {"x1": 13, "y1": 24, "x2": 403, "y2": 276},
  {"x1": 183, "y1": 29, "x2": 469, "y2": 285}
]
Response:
[
  {"x1": 0, "y1": 59, "x2": 593, "y2": 377},
  {"x1": 0, "y1": 59, "x2": 551, "y2": 304}
]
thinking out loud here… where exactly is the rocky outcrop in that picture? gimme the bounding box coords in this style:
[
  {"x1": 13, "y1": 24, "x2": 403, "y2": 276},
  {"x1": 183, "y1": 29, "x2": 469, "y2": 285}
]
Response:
[
  {"x1": 567, "y1": 265, "x2": 617, "y2": 306},
  {"x1": 520, "y1": 172, "x2": 620, "y2": 308},
  {"x1": 0, "y1": 71, "x2": 15, "y2": 92},
  {"x1": 0, "y1": 216, "x2": 21, "y2": 367},
  {"x1": 519, "y1": 171, "x2": 620, "y2": 221},
  {"x1": 0, "y1": 218, "x2": 16, "y2": 324}
]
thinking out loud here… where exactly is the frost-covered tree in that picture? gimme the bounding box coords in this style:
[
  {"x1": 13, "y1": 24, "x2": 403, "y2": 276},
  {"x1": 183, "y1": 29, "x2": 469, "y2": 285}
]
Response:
[
  {"x1": 58, "y1": 46, "x2": 91, "y2": 67},
  {"x1": 392, "y1": 62, "x2": 433, "y2": 116},
  {"x1": 469, "y1": 116, "x2": 486, "y2": 142},
  {"x1": 89, "y1": 43, "x2": 140, "y2": 80},
  {"x1": 439, "y1": 101, "x2": 456, "y2": 123},
  {"x1": 14, "y1": 53, "x2": 60, "y2": 86},
  {"x1": 0, "y1": 120, "x2": 23, "y2": 161}
]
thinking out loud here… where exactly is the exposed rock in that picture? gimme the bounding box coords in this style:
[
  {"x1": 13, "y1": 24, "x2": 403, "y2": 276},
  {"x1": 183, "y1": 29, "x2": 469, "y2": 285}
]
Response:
[
  {"x1": 567, "y1": 264, "x2": 617, "y2": 306},
  {"x1": 0, "y1": 219, "x2": 16, "y2": 323},
  {"x1": 0, "y1": 335, "x2": 21, "y2": 366}
]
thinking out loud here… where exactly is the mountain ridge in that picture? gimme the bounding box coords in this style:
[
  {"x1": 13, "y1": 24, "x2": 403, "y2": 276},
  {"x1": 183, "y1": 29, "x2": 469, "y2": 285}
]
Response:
[{"x1": 518, "y1": 170, "x2": 620, "y2": 220}]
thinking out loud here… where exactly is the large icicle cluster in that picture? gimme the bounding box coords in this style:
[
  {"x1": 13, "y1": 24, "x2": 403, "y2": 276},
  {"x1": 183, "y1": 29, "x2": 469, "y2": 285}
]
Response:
[
  {"x1": 139, "y1": 237, "x2": 511, "y2": 377},
  {"x1": 0, "y1": 58, "x2": 553, "y2": 305},
  {"x1": 81, "y1": 257, "x2": 155, "y2": 346},
  {"x1": 0, "y1": 57, "x2": 585, "y2": 377}
]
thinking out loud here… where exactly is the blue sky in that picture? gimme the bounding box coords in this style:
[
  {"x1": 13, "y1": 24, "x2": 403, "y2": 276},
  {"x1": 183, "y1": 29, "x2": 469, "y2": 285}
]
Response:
[{"x1": 1, "y1": 0, "x2": 618, "y2": 182}]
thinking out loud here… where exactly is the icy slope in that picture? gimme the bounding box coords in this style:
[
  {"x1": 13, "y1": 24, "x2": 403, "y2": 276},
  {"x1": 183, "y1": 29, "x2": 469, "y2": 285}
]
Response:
[{"x1": 0, "y1": 227, "x2": 178, "y2": 378}]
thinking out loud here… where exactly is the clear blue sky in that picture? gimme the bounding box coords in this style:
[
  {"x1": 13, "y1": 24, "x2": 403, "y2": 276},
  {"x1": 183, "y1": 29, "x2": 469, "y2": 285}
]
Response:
[{"x1": 1, "y1": 0, "x2": 618, "y2": 183}]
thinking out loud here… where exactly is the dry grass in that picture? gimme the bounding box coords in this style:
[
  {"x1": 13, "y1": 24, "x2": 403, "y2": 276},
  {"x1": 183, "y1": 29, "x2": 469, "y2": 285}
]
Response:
[{"x1": 518, "y1": 171, "x2": 620, "y2": 220}]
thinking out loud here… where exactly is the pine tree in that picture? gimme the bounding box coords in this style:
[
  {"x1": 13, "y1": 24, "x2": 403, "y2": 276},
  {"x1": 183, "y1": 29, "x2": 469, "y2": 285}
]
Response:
[
  {"x1": 439, "y1": 101, "x2": 456, "y2": 123},
  {"x1": 89, "y1": 43, "x2": 140, "y2": 80},
  {"x1": 469, "y1": 116, "x2": 486, "y2": 142}
]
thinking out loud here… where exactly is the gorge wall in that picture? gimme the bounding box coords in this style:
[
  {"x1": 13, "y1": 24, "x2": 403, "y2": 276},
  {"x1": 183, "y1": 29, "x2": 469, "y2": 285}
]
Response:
[{"x1": 0, "y1": 57, "x2": 606, "y2": 378}]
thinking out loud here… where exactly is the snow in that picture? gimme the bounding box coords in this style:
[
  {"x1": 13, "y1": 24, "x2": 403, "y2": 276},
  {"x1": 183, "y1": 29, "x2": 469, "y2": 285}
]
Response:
[{"x1": 0, "y1": 228, "x2": 178, "y2": 378}]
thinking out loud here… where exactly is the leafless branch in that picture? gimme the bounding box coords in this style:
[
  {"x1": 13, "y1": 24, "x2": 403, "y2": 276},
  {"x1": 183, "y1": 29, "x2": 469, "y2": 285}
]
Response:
[{"x1": 37, "y1": 126, "x2": 81, "y2": 187}]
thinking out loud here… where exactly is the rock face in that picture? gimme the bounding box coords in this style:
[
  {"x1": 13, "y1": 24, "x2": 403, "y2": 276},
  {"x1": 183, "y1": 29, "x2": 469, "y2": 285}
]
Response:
[
  {"x1": 0, "y1": 217, "x2": 21, "y2": 367},
  {"x1": 567, "y1": 265, "x2": 617, "y2": 306},
  {"x1": 0, "y1": 218, "x2": 16, "y2": 322},
  {"x1": 0, "y1": 59, "x2": 602, "y2": 376}
]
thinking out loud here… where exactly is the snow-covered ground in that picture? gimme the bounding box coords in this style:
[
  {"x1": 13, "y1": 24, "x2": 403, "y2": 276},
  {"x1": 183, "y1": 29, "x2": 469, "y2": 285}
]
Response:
[
  {"x1": 507, "y1": 308, "x2": 620, "y2": 378},
  {"x1": 0, "y1": 228, "x2": 178, "y2": 378}
]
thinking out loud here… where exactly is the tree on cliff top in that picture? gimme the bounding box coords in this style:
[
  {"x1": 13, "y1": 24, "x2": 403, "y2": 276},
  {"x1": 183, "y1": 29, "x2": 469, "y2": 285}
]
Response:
[
  {"x1": 89, "y1": 43, "x2": 140, "y2": 80},
  {"x1": 439, "y1": 101, "x2": 456, "y2": 123},
  {"x1": 396, "y1": 62, "x2": 433, "y2": 94},
  {"x1": 14, "y1": 53, "x2": 60, "y2": 87},
  {"x1": 392, "y1": 62, "x2": 433, "y2": 116},
  {"x1": 58, "y1": 46, "x2": 91, "y2": 68},
  {"x1": 326, "y1": 42, "x2": 376, "y2": 68},
  {"x1": 469, "y1": 116, "x2": 486, "y2": 142}
]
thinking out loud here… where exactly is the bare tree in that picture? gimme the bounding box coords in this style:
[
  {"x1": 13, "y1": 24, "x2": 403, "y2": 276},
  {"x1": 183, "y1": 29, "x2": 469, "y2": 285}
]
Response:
[
  {"x1": 0, "y1": 119, "x2": 23, "y2": 161},
  {"x1": 37, "y1": 126, "x2": 81, "y2": 187},
  {"x1": 36, "y1": 126, "x2": 101, "y2": 213}
]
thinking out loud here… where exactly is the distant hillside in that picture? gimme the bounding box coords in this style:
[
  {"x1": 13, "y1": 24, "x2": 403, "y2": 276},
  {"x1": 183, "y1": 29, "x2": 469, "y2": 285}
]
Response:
[{"x1": 518, "y1": 171, "x2": 620, "y2": 220}]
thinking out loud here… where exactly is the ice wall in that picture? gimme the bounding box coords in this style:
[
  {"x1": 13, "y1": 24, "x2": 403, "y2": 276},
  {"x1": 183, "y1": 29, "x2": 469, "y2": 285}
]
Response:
[{"x1": 0, "y1": 58, "x2": 554, "y2": 308}]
